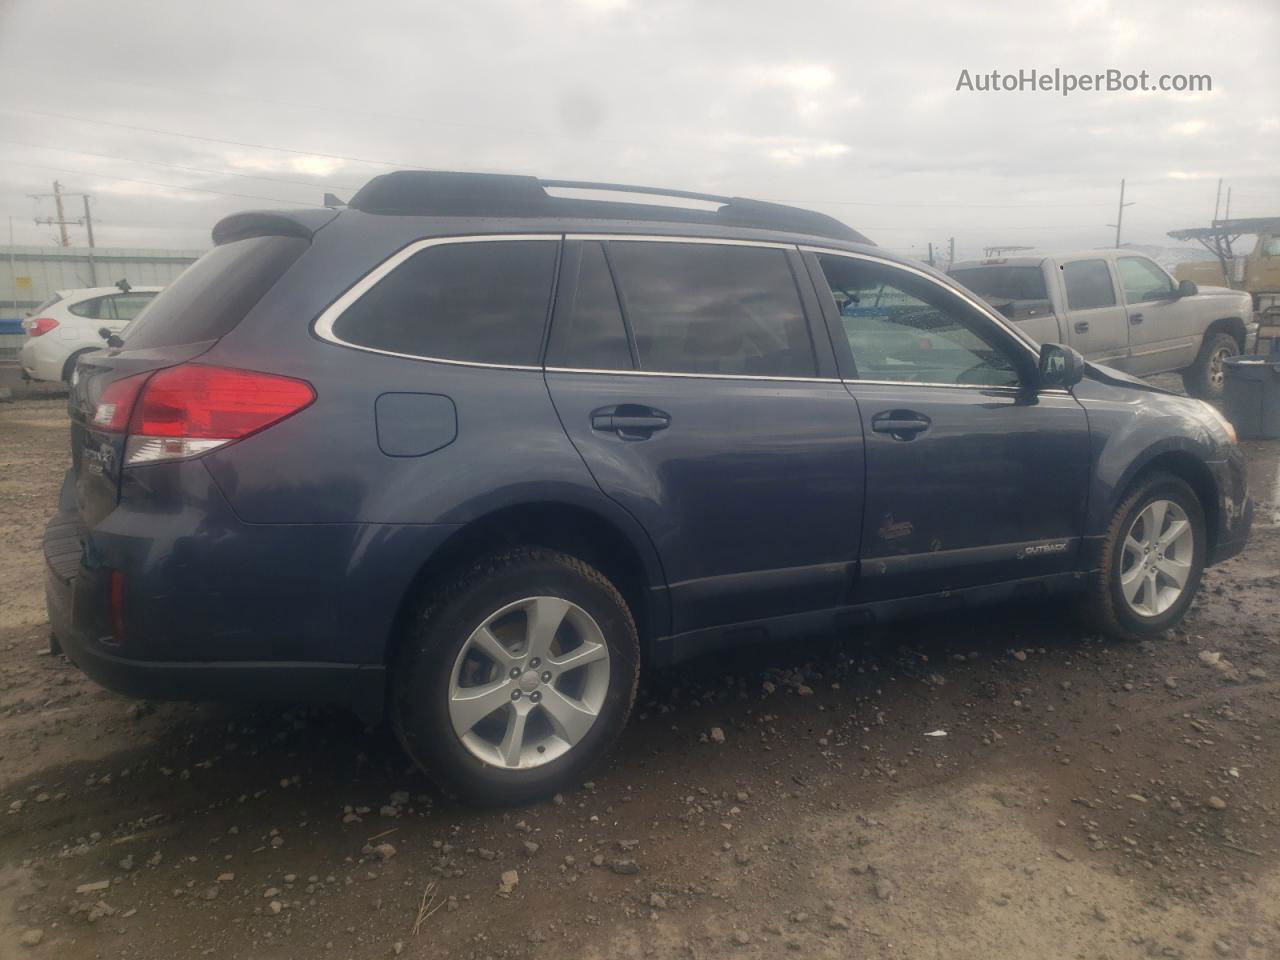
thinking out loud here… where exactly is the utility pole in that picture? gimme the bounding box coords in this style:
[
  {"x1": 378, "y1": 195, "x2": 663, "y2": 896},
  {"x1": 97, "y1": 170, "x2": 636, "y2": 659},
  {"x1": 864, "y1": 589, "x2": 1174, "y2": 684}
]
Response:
[
  {"x1": 32, "y1": 180, "x2": 74, "y2": 246},
  {"x1": 31, "y1": 181, "x2": 97, "y2": 283},
  {"x1": 81, "y1": 194, "x2": 97, "y2": 285},
  {"x1": 8, "y1": 217, "x2": 16, "y2": 315},
  {"x1": 927, "y1": 242, "x2": 934, "y2": 267},
  {"x1": 1224, "y1": 187, "x2": 1232, "y2": 222},
  {"x1": 948, "y1": 236, "x2": 955, "y2": 269},
  {"x1": 1107, "y1": 178, "x2": 1135, "y2": 247},
  {"x1": 1213, "y1": 178, "x2": 1223, "y2": 223}
]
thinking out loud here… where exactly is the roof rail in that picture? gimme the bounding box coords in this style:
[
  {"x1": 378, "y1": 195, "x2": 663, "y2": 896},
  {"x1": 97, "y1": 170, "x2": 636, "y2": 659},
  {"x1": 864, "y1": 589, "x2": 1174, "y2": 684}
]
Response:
[{"x1": 346, "y1": 171, "x2": 870, "y2": 244}]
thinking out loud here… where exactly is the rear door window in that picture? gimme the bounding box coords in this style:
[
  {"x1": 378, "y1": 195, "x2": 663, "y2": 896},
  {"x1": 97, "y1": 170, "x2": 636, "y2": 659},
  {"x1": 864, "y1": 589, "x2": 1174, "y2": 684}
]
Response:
[
  {"x1": 332, "y1": 239, "x2": 558, "y2": 366},
  {"x1": 605, "y1": 241, "x2": 816, "y2": 377},
  {"x1": 1061, "y1": 259, "x2": 1117, "y2": 310},
  {"x1": 546, "y1": 241, "x2": 634, "y2": 370},
  {"x1": 110, "y1": 293, "x2": 156, "y2": 322},
  {"x1": 122, "y1": 235, "x2": 308, "y2": 349}
]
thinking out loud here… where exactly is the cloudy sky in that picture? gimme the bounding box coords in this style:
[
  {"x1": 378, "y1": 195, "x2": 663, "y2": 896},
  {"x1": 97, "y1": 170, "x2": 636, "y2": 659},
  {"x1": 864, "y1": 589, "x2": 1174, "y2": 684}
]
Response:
[{"x1": 0, "y1": 0, "x2": 1277, "y2": 260}]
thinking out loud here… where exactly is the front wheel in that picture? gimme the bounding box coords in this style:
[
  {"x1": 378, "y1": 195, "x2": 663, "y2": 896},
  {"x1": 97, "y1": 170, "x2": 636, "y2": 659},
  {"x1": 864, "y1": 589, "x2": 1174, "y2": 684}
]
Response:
[
  {"x1": 1182, "y1": 332, "x2": 1239, "y2": 401},
  {"x1": 391, "y1": 548, "x2": 639, "y2": 805},
  {"x1": 1081, "y1": 472, "x2": 1206, "y2": 640}
]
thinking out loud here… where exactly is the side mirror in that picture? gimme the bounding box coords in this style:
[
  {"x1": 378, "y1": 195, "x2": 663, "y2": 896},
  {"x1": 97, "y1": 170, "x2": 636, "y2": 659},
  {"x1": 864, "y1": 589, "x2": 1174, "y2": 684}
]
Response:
[
  {"x1": 1038, "y1": 342, "x2": 1085, "y2": 389},
  {"x1": 1176, "y1": 279, "x2": 1198, "y2": 298}
]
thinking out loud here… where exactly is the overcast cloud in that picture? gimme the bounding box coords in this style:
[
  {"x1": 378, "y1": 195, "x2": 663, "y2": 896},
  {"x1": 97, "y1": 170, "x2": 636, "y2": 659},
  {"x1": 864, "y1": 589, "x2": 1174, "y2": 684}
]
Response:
[{"x1": 0, "y1": 0, "x2": 1277, "y2": 259}]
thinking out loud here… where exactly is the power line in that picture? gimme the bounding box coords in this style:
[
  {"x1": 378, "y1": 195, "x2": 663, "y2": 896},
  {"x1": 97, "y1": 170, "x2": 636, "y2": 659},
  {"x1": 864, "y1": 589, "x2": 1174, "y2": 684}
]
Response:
[
  {"x1": 0, "y1": 138, "x2": 362, "y2": 192},
  {"x1": 2, "y1": 108, "x2": 416, "y2": 171},
  {"x1": 5, "y1": 160, "x2": 311, "y2": 205}
]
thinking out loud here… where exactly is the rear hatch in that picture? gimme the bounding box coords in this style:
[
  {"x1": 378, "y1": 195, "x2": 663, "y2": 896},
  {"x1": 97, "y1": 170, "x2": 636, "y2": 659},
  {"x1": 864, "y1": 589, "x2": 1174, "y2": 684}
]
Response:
[{"x1": 68, "y1": 232, "x2": 312, "y2": 528}]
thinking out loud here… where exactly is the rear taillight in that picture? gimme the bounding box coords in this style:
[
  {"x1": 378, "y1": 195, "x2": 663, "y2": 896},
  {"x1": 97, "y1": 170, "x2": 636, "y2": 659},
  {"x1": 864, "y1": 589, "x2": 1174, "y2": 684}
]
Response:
[
  {"x1": 22, "y1": 316, "x2": 59, "y2": 337},
  {"x1": 123, "y1": 364, "x2": 314, "y2": 466},
  {"x1": 93, "y1": 372, "x2": 152, "y2": 432}
]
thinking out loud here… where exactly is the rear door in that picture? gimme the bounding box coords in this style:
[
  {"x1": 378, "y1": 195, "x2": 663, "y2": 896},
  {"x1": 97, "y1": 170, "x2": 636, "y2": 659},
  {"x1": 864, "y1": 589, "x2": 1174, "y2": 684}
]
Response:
[
  {"x1": 544, "y1": 236, "x2": 865, "y2": 637},
  {"x1": 807, "y1": 249, "x2": 1090, "y2": 601},
  {"x1": 1116, "y1": 255, "x2": 1199, "y2": 374},
  {"x1": 1056, "y1": 257, "x2": 1130, "y2": 367}
]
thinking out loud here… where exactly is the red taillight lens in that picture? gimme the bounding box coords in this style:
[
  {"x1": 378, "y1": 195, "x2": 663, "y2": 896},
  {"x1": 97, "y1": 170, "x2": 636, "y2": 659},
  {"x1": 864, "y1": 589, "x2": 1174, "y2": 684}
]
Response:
[
  {"x1": 22, "y1": 316, "x2": 59, "y2": 337},
  {"x1": 131, "y1": 364, "x2": 315, "y2": 439},
  {"x1": 93, "y1": 372, "x2": 153, "y2": 432}
]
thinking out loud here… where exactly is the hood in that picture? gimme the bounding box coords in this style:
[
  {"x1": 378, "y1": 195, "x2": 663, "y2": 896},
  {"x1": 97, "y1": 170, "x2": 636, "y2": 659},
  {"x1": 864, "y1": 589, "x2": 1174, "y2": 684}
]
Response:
[
  {"x1": 1084, "y1": 361, "x2": 1177, "y2": 395},
  {"x1": 1196, "y1": 284, "x2": 1244, "y2": 297}
]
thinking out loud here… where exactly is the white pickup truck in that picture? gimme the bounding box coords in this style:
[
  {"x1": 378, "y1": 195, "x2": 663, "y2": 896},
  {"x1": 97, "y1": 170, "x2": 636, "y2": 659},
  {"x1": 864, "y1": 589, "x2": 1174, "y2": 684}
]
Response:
[{"x1": 949, "y1": 250, "x2": 1256, "y2": 400}]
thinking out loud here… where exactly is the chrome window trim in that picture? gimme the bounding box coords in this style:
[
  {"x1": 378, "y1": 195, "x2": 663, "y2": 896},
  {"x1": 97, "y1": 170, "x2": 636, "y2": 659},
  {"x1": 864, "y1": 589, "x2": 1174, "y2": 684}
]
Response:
[
  {"x1": 566, "y1": 233, "x2": 793, "y2": 250},
  {"x1": 312, "y1": 233, "x2": 561, "y2": 371}
]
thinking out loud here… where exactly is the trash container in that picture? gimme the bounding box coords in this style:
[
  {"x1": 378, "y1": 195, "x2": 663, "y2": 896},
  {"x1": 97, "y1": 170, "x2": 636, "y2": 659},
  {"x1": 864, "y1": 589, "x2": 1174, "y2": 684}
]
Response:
[{"x1": 1222, "y1": 356, "x2": 1280, "y2": 440}]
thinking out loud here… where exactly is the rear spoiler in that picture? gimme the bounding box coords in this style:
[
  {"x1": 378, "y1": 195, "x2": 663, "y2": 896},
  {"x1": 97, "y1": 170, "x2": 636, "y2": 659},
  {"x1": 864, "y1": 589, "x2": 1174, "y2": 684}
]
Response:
[{"x1": 212, "y1": 209, "x2": 339, "y2": 246}]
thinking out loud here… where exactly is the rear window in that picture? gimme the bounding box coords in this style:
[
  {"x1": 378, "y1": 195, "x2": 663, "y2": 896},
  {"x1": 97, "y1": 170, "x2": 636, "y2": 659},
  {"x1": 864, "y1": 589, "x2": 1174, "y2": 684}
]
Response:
[
  {"x1": 122, "y1": 236, "x2": 308, "y2": 349},
  {"x1": 331, "y1": 240, "x2": 558, "y2": 366},
  {"x1": 949, "y1": 266, "x2": 1048, "y2": 302}
]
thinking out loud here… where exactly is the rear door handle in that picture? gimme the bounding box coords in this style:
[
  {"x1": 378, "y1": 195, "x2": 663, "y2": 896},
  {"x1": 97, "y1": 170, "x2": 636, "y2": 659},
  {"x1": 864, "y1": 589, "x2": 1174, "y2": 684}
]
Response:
[
  {"x1": 590, "y1": 406, "x2": 670, "y2": 439},
  {"x1": 1129, "y1": 313, "x2": 1144, "y2": 324},
  {"x1": 1074, "y1": 320, "x2": 1089, "y2": 334},
  {"x1": 871, "y1": 410, "x2": 931, "y2": 440}
]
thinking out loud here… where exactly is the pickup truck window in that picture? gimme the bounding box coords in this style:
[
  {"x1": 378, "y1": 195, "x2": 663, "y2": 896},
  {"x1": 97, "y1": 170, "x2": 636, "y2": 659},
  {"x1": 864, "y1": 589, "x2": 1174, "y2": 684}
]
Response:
[
  {"x1": 1061, "y1": 259, "x2": 1117, "y2": 310},
  {"x1": 1117, "y1": 257, "x2": 1175, "y2": 303},
  {"x1": 817, "y1": 254, "x2": 1021, "y2": 388},
  {"x1": 949, "y1": 266, "x2": 1047, "y2": 302}
]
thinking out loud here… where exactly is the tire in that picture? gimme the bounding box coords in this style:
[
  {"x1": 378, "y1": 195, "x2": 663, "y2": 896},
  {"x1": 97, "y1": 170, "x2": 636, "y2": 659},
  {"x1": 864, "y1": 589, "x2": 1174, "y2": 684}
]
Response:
[
  {"x1": 1081, "y1": 472, "x2": 1206, "y2": 641},
  {"x1": 391, "y1": 547, "x2": 640, "y2": 805},
  {"x1": 1181, "y1": 331, "x2": 1239, "y2": 401}
]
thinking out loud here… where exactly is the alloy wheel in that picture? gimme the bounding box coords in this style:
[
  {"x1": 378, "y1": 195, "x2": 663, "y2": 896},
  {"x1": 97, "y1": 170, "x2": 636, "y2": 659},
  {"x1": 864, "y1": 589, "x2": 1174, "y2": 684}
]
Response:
[
  {"x1": 1209, "y1": 345, "x2": 1233, "y2": 391},
  {"x1": 447, "y1": 596, "x2": 611, "y2": 770},
  {"x1": 1119, "y1": 499, "x2": 1195, "y2": 617}
]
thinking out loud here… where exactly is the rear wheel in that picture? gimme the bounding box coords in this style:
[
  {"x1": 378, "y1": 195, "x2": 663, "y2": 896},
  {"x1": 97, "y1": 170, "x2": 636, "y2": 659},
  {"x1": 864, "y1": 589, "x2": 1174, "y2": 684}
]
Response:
[
  {"x1": 1182, "y1": 331, "x2": 1239, "y2": 401},
  {"x1": 1081, "y1": 472, "x2": 1206, "y2": 640},
  {"x1": 391, "y1": 548, "x2": 639, "y2": 805}
]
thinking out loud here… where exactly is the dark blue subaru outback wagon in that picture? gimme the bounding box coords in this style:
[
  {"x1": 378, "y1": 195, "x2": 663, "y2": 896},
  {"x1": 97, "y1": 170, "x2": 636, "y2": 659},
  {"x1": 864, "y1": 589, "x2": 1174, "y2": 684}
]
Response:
[{"x1": 46, "y1": 171, "x2": 1253, "y2": 803}]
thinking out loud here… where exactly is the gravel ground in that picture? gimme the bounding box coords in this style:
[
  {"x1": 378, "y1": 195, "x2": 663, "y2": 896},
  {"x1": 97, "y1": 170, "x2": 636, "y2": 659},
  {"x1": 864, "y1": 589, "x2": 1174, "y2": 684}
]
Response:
[{"x1": 1, "y1": 394, "x2": 1278, "y2": 960}]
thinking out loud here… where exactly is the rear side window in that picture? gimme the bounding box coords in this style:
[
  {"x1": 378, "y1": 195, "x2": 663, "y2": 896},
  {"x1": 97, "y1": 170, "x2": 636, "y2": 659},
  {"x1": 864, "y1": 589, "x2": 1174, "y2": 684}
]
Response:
[
  {"x1": 1061, "y1": 259, "x2": 1117, "y2": 310},
  {"x1": 606, "y1": 241, "x2": 815, "y2": 377},
  {"x1": 122, "y1": 236, "x2": 308, "y2": 349},
  {"x1": 332, "y1": 240, "x2": 558, "y2": 366},
  {"x1": 111, "y1": 293, "x2": 156, "y2": 322},
  {"x1": 69, "y1": 296, "x2": 111, "y2": 320},
  {"x1": 547, "y1": 241, "x2": 633, "y2": 370}
]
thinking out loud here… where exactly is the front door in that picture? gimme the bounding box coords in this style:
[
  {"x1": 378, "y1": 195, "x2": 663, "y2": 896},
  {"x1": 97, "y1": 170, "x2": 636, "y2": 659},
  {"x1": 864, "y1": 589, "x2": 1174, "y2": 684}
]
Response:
[
  {"x1": 1116, "y1": 255, "x2": 1199, "y2": 374},
  {"x1": 544, "y1": 237, "x2": 865, "y2": 637},
  {"x1": 806, "y1": 250, "x2": 1091, "y2": 601}
]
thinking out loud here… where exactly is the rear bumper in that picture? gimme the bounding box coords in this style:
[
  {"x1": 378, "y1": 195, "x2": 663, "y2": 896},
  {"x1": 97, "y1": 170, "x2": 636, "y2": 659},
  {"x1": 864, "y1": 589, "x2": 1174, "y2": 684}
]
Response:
[
  {"x1": 45, "y1": 512, "x2": 388, "y2": 723},
  {"x1": 43, "y1": 461, "x2": 459, "y2": 722}
]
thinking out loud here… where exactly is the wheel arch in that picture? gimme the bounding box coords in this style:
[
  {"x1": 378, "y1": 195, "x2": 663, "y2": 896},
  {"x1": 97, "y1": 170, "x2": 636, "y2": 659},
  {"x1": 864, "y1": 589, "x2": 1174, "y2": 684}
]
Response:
[
  {"x1": 61, "y1": 346, "x2": 99, "y2": 383},
  {"x1": 1108, "y1": 448, "x2": 1220, "y2": 557},
  {"x1": 1204, "y1": 317, "x2": 1247, "y2": 351},
  {"x1": 384, "y1": 499, "x2": 668, "y2": 666}
]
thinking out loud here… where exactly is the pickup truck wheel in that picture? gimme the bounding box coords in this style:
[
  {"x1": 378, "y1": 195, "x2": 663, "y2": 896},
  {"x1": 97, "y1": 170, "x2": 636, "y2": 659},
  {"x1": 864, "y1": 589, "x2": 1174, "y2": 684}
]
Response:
[
  {"x1": 1081, "y1": 472, "x2": 1206, "y2": 641},
  {"x1": 391, "y1": 547, "x2": 640, "y2": 805},
  {"x1": 1181, "y1": 332, "x2": 1239, "y2": 401}
]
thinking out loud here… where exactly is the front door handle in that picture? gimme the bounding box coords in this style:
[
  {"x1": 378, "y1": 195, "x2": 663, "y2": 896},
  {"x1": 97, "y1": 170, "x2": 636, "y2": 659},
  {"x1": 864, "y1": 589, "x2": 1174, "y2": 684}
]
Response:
[
  {"x1": 590, "y1": 405, "x2": 670, "y2": 439},
  {"x1": 1129, "y1": 312, "x2": 1144, "y2": 324},
  {"x1": 1074, "y1": 320, "x2": 1089, "y2": 334},
  {"x1": 871, "y1": 410, "x2": 931, "y2": 440}
]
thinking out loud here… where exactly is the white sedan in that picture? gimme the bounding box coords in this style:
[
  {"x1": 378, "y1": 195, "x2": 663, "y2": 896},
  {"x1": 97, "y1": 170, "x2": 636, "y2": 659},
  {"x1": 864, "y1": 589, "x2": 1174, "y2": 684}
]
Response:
[{"x1": 19, "y1": 286, "x2": 161, "y2": 383}]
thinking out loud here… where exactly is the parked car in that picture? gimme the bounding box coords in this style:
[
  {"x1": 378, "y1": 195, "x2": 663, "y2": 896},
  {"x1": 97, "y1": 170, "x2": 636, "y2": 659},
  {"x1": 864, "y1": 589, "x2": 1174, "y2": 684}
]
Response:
[
  {"x1": 19, "y1": 286, "x2": 161, "y2": 383},
  {"x1": 948, "y1": 252, "x2": 1256, "y2": 400},
  {"x1": 46, "y1": 173, "x2": 1253, "y2": 804}
]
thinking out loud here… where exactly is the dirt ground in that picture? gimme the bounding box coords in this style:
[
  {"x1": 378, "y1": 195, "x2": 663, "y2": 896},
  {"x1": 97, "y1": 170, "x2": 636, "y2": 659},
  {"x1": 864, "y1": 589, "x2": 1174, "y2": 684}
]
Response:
[{"x1": 1, "y1": 393, "x2": 1279, "y2": 960}]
